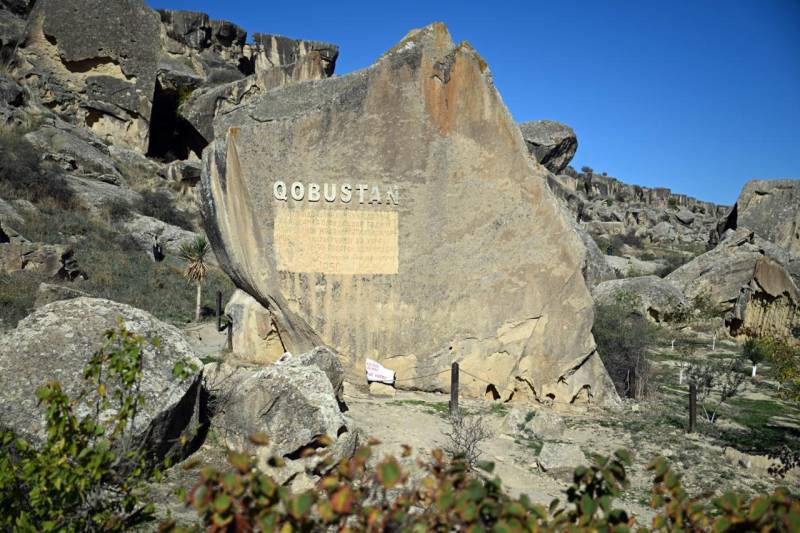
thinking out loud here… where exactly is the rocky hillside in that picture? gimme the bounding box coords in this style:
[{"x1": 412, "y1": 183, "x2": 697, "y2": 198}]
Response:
[{"x1": 0, "y1": 0, "x2": 339, "y2": 328}]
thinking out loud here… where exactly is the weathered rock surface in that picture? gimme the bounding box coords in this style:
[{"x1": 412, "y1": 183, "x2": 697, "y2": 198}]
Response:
[
  {"x1": 0, "y1": 297, "x2": 204, "y2": 461},
  {"x1": 667, "y1": 228, "x2": 800, "y2": 337},
  {"x1": 203, "y1": 354, "x2": 348, "y2": 472},
  {"x1": 519, "y1": 120, "x2": 577, "y2": 174},
  {"x1": 722, "y1": 179, "x2": 800, "y2": 256},
  {"x1": 604, "y1": 255, "x2": 664, "y2": 278},
  {"x1": 225, "y1": 289, "x2": 285, "y2": 364},
  {"x1": 368, "y1": 382, "x2": 396, "y2": 397},
  {"x1": 20, "y1": 0, "x2": 161, "y2": 152},
  {"x1": 24, "y1": 124, "x2": 123, "y2": 183},
  {"x1": 0, "y1": 241, "x2": 84, "y2": 279},
  {"x1": 530, "y1": 410, "x2": 566, "y2": 439},
  {"x1": 201, "y1": 23, "x2": 617, "y2": 405},
  {"x1": 180, "y1": 34, "x2": 339, "y2": 147},
  {"x1": 122, "y1": 214, "x2": 206, "y2": 262},
  {"x1": 537, "y1": 442, "x2": 586, "y2": 475},
  {"x1": 593, "y1": 276, "x2": 688, "y2": 323}
]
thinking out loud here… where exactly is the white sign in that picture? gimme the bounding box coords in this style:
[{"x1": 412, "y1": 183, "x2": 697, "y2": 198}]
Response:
[{"x1": 366, "y1": 358, "x2": 395, "y2": 384}]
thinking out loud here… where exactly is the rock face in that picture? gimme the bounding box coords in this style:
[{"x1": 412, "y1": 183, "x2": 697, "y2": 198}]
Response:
[
  {"x1": 723, "y1": 179, "x2": 800, "y2": 256},
  {"x1": 667, "y1": 228, "x2": 800, "y2": 338},
  {"x1": 201, "y1": 23, "x2": 617, "y2": 405},
  {"x1": 593, "y1": 276, "x2": 689, "y2": 323},
  {"x1": 20, "y1": 0, "x2": 161, "y2": 152},
  {"x1": 0, "y1": 298, "x2": 204, "y2": 461},
  {"x1": 519, "y1": 120, "x2": 577, "y2": 174}
]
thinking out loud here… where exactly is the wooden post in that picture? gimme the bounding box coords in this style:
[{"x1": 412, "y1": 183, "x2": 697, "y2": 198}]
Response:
[
  {"x1": 449, "y1": 362, "x2": 459, "y2": 417},
  {"x1": 688, "y1": 383, "x2": 697, "y2": 433},
  {"x1": 216, "y1": 290, "x2": 224, "y2": 332}
]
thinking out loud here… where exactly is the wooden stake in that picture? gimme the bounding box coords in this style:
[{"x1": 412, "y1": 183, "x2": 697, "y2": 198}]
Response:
[
  {"x1": 449, "y1": 362, "x2": 459, "y2": 417},
  {"x1": 688, "y1": 383, "x2": 697, "y2": 433}
]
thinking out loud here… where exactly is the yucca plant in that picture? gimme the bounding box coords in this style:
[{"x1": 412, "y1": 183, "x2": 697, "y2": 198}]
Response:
[{"x1": 178, "y1": 236, "x2": 210, "y2": 322}]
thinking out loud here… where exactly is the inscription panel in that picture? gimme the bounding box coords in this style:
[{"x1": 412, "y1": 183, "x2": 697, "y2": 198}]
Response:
[{"x1": 274, "y1": 209, "x2": 399, "y2": 275}]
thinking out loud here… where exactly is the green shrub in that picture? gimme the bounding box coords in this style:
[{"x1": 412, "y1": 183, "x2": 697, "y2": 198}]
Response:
[
  {"x1": 0, "y1": 128, "x2": 76, "y2": 209},
  {"x1": 164, "y1": 440, "x2": 800, "y2": 532},
  {"x1": 759, "y1": 337, "x2": 800, "y2": 403},
  {"x1": 593, "y1": 293, "x2": 658, "y2": 398},
  {"x1": 0, "y1": 323, "x2": 196, "y2": 531},
  {"x1": 135, "y1": 190, "x2": 193, "y2": 230}
]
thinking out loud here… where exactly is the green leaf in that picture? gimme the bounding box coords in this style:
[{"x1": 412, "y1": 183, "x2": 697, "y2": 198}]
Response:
[
  {"x1": 748, "y1": 496, "x2": 769, "y2": 521},
  {"x1": 213, "y1": 494, "x2": 231, "y2": 513},
  {"x1": 378, "y1": 460, "x2": 401, "y2": 488},
  {"x1": 713, "y1": 517, "x2": 732, "y2": 533},
  {"x1": 580, "y1": 494, "x2": 598, "y2": 517},
  {"x1": 289, "y1": 492, "x2": 313, "y2": 519}
]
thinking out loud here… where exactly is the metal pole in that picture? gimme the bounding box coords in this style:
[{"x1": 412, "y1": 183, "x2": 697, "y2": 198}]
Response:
[
  {"x1": 449, "y1": 362, "x2": 459, "y2": 417},
  {"x1": 216, "y1": 290, "x2": 223, "y2": 332}
]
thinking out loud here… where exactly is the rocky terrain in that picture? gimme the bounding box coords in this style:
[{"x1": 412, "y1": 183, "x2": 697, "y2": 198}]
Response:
[{"x1": 0, "y1": 0, "x2": 798, "y2": 529}]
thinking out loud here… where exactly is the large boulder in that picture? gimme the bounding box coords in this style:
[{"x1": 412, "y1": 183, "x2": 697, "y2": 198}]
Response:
[
  {"x1": 722, "y1": 179, "x2": 800, "y2": 255},
  {"x1": 519, "y1": 120, "x2": 578, "y2": 174},
  {"x1": 593, "y1": 275, "x2": 688, "y2": 323},
  {"x1": 201, "y1": 23, "x2": 616, "y2": 405},
  {"x1": 729, "y1": 256, "x2": 800, "y2": 339},
  {"x1": 203, "y1": 353, "x2": 348, "y2": 472},
  {"x1": 21, "y1": 0, "x2": 161, "y2": 152},
  {"x1": 0, "y1": 297, "x2": 204, "y2": 462}
]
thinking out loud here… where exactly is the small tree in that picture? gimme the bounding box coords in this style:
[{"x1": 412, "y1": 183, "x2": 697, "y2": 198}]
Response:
[
  {"x1": 742, "y1": 338, "x2": 768, "y2": 377},
  {"x1": 444, "y1": 412, "x2": 491, "y2": 470},
  {"x1": 179, "y1": 236, "x2": 210, "y2": 322},
  {"x1": 686, "y1": 358, "x2": 747, "y2": 423}
]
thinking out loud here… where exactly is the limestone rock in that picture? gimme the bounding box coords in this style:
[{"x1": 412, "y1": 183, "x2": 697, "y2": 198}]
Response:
[
  {"x1": 21, "y1": 0, "x2": 161, "y2": 151},
  {"x1": 530, "y1": 410, "x2": 566, "y2": 438},
  {"x1": 122, "y1": 214, "x2": 209, "y2": 262},
  {"x1": 0, "y1": 241, "x2": 84, "y2": 279},
  {"x1": 203, "y1": 357, "x2": 348, "y2": 471},
  {"x1": 25, "y1": 124, "x2": 123, "y2": 183},
  {"x1": 369, "y1": 382, "x2": 396, "y2": 397},
  {"x1": 201, "y1": 23, "x2": 617, "y2": 406},
  {"x1": 65, "y1": 175, "x2": 142, "y2": 209},
  {"x1": 34, "y1": 281, "x2": 91, "y2": 307},
  {"x1": 668, "y1": 228, "x2": 800, "y2": 337},
  {"x1": 519, "y1": 120, "x2": 578, "y2": 174},
  {"x1": 225, "y1": 289, "x2": 285, "y2": 364},
  {"x1": 285, "y1": 346, "x2": 345, "y2": 401},
  {"x1": 729, "y1": 256, "x2": 800, "y2": 339},
  {"x1": 604, "y1": 255, "x2": 664, "y2": 278},
  {"x1": 675, "y1": 208, "x2": 695, "y2": 226},
  {"x1": 537, "y1": 442, "x2": 586, "y2": 475},
  {"x1": 0, "y1": 297, "x2": 204, "y2": 461},
  {"x1": 501, "y1": 407, "x2": 533, "y2": 436},
  {"x1": 724, "y1": 179, "x2": 800, "y2": 255},
  {"x1": 593, "y1": 276, "x2": 689, "y2": 323}
]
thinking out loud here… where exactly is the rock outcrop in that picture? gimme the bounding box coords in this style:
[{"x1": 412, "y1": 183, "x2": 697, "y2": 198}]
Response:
[
  {"x1": 721, "y1": 179, "x2": 800, "y2": 256},
  {"x1": 20, "y1": 0, "x2": 161, "y2": 152},
  {"x1": 0, "y1": 297, "x2": 204, "y2": 462},
  {"x1": 519, "y1": 120, "x2": 577, "y2": 174},
  {"x1": 201, "y1": 23, "x2": 617, "y2": 405},
  {"x1": 593, "y1": 275, "x2": 688, "y2": 323},
  {"x1": 667, "y1": 228, "x2": 800, "y2": 337}
]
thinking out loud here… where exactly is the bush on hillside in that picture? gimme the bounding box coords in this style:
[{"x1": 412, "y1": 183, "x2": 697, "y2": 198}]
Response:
[
  {"x1": 593, "y1": 292, "x2": 658, "y2": 399},
  {"x1": 0, "y1": 128, "x2": 76, "y2": 208},
  {"x1": 135, "y1": 190, "x2": 193, "y2": 230}
]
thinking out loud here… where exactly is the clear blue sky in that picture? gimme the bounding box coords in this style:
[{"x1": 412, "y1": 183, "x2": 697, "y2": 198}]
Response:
[{"x1": 150, "y1": 0, "x2": 799, "y2": 205}]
